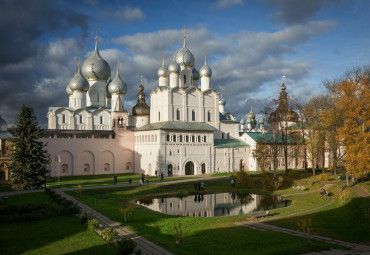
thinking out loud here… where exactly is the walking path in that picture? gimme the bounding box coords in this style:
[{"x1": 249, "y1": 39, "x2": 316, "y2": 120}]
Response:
[
  {"x1": 351, "y1": 185, "x2": 370, "y2": 199},
  {"x1": 57, "y1": 190, "x2": 173, "y2": 255}
]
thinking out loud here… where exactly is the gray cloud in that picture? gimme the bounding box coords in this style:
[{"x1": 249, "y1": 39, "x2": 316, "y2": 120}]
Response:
[
  {"x1": 0, "y1": 0, "x2": 88, "y2": 126},
  {"x1": 211, "y1": 0, "x2": 244, "y2": 10},
  {"x1": 266, "y1": 0, "x2": 327, "y2": 25}
]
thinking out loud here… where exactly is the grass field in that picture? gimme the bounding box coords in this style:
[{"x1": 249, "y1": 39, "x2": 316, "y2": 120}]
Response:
[
  {"x1": 66, "y1": 178, "x2": 347, "y2": 255},
  {"x1": 0, "y1": 192, "x2": 118, "y2": 255}
]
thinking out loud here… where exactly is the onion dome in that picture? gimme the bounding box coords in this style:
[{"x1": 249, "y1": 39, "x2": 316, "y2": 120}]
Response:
[
  {"x1": 219, "y1": 98, "x2": 226, "y2": 105},
  {"x1": 192, "y1": 67, "x2": 200, "y2": 80},
  {"x1": 81, "y1": 31, "x2": 111, "y2": 81},
  {"x1": 246, "y1": 118, "x2": 252, "y2": 124},
  {"x1": 168, "y1": 60, "x2": 180, "y2": 74},
  {"x1": 69, "y1": 64, "x2": 89, "y2": 92},
  {"x1": 106, "y1": 78, "x2": 112, "y2": 98},
  {"x1": 0, "y1": 115, "x2": 7, "y2": 132},
  {"x1": 240, "y1": 118, "x2": 245, "y2": 125},
  {"x1": 259, "y1": 116, "x2": 264, "y2": 124},
  {"x1": 200, "y1": 55, "x2": 212, "y2": 77},
  {"x1": 66, "y1": 85, "x2": 72, "y2": 96},
  {"x1": 132, "y1": 84, "x2": 150, "y2": 116},
  {"x1": 281, "y1": 83, "x2": 286, "y2": 91},
  {"x1": 175, "y1": 27, "x2": 194, "y2": 68},
  {"x1": 108, "y1": 65, "x2": 127, "y2": 95},
  {"x1": 157, "y1": 55, "x2": 169, "y2": 77}
]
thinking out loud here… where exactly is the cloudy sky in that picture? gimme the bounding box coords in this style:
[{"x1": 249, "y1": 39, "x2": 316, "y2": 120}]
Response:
[{"x1": 0, "y1": 0, "x2": 369, "y2": 127}]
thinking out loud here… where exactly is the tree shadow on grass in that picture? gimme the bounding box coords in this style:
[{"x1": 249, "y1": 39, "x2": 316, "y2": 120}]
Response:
[{"x1": 267, "y1": 197, "x2": 370, "y2": 243}]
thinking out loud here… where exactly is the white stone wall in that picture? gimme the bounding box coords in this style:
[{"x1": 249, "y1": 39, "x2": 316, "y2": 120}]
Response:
[
  {"x1": 41, "y1": 129, "x2": 134, "y2": 177},
  {"x1": 214, "y1": 146, "x2": 249, "y2": 172}
]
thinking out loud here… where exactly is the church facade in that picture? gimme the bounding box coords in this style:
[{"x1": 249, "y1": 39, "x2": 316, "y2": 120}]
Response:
[{"x1": 41, "y1": 29, "x2": 251, "y2": 177}]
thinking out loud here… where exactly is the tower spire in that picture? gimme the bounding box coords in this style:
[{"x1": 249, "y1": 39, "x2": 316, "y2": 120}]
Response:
[
  {"x1": 116, "y1": 61, "x2": 119, "y2": 74},
  {"x1": 140, "y1": 75, "x2": 143, "y2": 85},
  {"x1": 162, "y1": 47, "x2": 165, "y2": 66},
  {"x1": 94, "y1": 26, "x2": 98, "y2": 51},
  {"x1": 172, "y1": 41, "x2": 176, "y2": 60},
  {"x1": 183, "y1": 25, "x2": 186, "y2": 46},
  {"x1": 204, "y1": 46, "x2": 207, "y2": 65}
]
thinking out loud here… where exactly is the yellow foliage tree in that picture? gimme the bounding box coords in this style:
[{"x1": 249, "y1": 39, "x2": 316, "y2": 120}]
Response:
[{"x1": 334, "y1": 74, "x2": 370, "y2": 180}]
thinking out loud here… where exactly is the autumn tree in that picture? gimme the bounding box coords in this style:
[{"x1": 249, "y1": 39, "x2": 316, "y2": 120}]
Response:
[
  {"x1": 333, "y1": 67, "x2": 370, "y2": 183},
  {"x1": 9, "y1": 105, "x2": 50, "y2": 190},
  {"x1": 252, "y1": 139, "x2": 272, "y2": 173}
]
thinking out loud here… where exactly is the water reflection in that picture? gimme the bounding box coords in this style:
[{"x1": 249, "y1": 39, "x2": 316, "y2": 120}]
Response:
[{"x1": 137, "y1": 192, "x2": 291, "y2": 217}]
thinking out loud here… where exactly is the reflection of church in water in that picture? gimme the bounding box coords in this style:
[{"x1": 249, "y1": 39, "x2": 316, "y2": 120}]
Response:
[{"x1": 139, "y1": 193, "x2": 289, "y2": 217}]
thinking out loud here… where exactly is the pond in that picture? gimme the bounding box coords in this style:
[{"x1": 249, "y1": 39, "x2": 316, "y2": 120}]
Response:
[{"x1": 137, "y1": 192, "x2": 291, "y2": 217}]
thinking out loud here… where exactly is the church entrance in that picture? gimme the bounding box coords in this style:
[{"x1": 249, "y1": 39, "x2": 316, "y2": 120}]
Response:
[
  {"x1": 201, "y1": 163, "x2": 206, "y2": 174},
  {"x1": 185, "y1": 161, "x2": 194, "y2": 175},
  {"x1": 239, "y1": 160, "x2": 245, "y2": 171},
  {"x1": 167, "y1": 164, "x2": 173, "y2": 176}
]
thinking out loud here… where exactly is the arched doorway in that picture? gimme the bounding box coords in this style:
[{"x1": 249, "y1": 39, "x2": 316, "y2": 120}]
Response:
[
  {"x1": 201, "y1": 163, "x2": 206, "y2": 174},
  {"x1": 239, "y1": 159, "x2": 245, "y2": 171},
  {"x1": 168, "y1": 164, "x2": 173, "y2": 176},
  {"x1": 185, "y1": 161, "x2": 194, "y2": 175}
]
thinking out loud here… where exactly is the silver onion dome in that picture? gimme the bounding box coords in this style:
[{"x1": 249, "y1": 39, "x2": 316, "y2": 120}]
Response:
[
  {"x1": 0, "y1": 115, "x2": 7, "y2": 132},
  {"x1": 176, "y1": 45, "x2": 194, "y2": 68},
  {"x1": 168, "y1": 59, "x2": 180, "y2": 73},
  {"x1": 81, "y1": 36, "x2": 111, "y2": 81},
  {"x1": 69, "y1": 68, "x2": 89, "y2": 92},
  {"x1": 200, "y1": 63, "x2": 212, "y2": 77},
  {"x1": 219, "y1": 98, "x2": 226, "y2": 105},
  {"x1": 108, "y1": 70, "x2": 127, "y2": 95},
  {"x1": 192, "y1": 68, "x2": 200, "y2": 80},
  {"x1": 66, "y1": 85, "x2": 73, "y2": 96},
  {"x1": 106, "y1": 79, "x2": 112, "y2": 98},
  {"x1": 157, "y1": 65, "x2": 168, "y2": 77}
]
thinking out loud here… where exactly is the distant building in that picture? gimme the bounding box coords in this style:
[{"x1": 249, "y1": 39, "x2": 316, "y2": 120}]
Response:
[{"x1": 0, "y1": 115, "x2": 13, "y2": 183}]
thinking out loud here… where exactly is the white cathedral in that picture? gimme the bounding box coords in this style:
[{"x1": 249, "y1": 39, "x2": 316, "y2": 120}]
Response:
[{"x1": 42, "y1": 28, "x2": 300, "y2": 178}]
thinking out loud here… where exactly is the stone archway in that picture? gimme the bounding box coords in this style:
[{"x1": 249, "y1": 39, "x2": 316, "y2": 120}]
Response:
[
  {"x1": 201, "y1": 163, "x2": 206, "y2": 174},
  {"x1": 168, "y1": 164, "x2": 173, "y2": 176},
  {"x1": 185, "y1": 161, "x2": 194, "y2": 175}
]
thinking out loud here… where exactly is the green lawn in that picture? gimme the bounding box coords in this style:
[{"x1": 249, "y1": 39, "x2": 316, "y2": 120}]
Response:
[
  {"x1": 0, "y1": 192, "x2": 117, "y2": 255},
  {"x1": 47, "y1": 173, "x2": 198, "y2": 189},
  {"x1": 67, "y1": 179, "x2": 342, "y2": 255},
  {"x1": 268, "y1": 187, "x2": 370, "y2": 243},
  {"x1": 356, "y1": 181, "x2": 370, "y2": 193}
]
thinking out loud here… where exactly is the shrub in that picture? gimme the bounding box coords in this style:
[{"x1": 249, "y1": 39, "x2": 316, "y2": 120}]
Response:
[
  {"x1": 318, "y1": 173, "x2": 330, "y2": 181},
  {"x1": 287, "y1": 170, "x2": 299, "y2": 178},
  {"x1": 177, "y1": 189, "x2": 189, "y2": 198},
  {"x1": 79, "y1": 210, "x2": 90, "y2": 224},
  {"x1": 119, "y1": 206, "x2": 133, "y2": 223},
  {"x1": 101, "y1": 228, "x2": 116, "y2": 243},
  {"x1": 87, "y1": 219, "x2": 100, "y2": 232},
  {"x1": 117, "y1": 238, "x2": 137, "y2": 255},
  {"x1": 261, "y1": 173, "x2": 284, "y2": 191},
  {"x1": 235, "y1": 171, "x2": 250, "y2": 188},
  {"x1": 137, "y1": 195, "x2": 154, "y2": 206},
  {"x1": 174, "y1": 223, "x2": 184, "y2": 246}
]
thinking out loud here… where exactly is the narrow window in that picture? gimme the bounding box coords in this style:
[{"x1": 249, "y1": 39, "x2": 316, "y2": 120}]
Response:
[
  {"x1": 176, "y1": 109, "x2": 180, "y2": 120},
  {"x1": 79, "y1": 115, "x2": 83, "y2": 124},
  {"x1": 62, "y1": 114, "x2": 66, "y2": 123},
  {"x1": 173, "y1": 135, "x2": 177, "y2": 142},
  {"x1": 100, "y1": 116, "x2": 103, "y2": 124},
  {"x1": 167, "y1": 134, "x2": 170, "y2": 141},
  {"x1": 184, "y1": 75, "x2": 186, "y2": 84},
  {"x1": 192, "y1": 110, "x2": 195, "y2": 121},
  {"x1": 192, "y1": 135, "x2": 195, "y2": 142},
  {"x1": 198, "y1": 135, "x2": 201, "y2": 143},
  {"x1": 179, "y1": 135, "x2": 182, "y2": 142},
  {"x1": 208, "y1": 111, "x2": 211, "y2": 122},
  {"x1": 204, "y1": 136, "x2": 207, "y2": 143},
  {"x1": 158, "y1": 111, "x2": 161, "y2": 121}
]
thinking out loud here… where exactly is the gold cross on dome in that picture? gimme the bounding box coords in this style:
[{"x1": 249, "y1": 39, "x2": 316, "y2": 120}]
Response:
[
  {"x1": 140, "y1": 75, "x2": 143, "y2": 84},
  {"x1": 183, "y1": 25, "x2": 186, "y2": 39}
]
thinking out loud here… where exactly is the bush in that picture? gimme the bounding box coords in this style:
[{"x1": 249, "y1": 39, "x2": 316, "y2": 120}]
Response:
[
  {"x1": 117, "y1": 238, "x2": 137, "y2": 255},
  {"x1": 177, "y1": 189, "x2": 189, "y2": 198},
  {"x1": 287, "y1": 170, "x2": 299, "y2": 178},
  {"x1": 101, "y1": 228, "x2": 116, "y2": 243},
  {"x1": 261, "y1": 173, "x2": 284, "y2": 191},
  {"x1": 87, "y1": 219, "x2": 100, "y2": 232},
  {"x1": 318, "y1": 173, "x2": 330, "y2": 181},
  {"x1": 235, "y1": 171, "x2": 250, "y2": 188},
  {"x1": 137, "y1": 195, "x2": 154, "y2": 206}
]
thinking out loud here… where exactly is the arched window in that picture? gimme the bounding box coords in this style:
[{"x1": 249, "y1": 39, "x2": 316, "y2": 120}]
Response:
[
  {"x1": 192, "y1": 135, "x2": 195, "y2": 142},
  {"x1": 61, "y1": 164, "x2": 69, "y2": 173},
  {"x1": 179, "y1": 135, "x2": 182, "y2": 142},
  {"x1": 208, "y1": 111, "x2": 211, "y2": 122},
  {"x1": 176, "y1": 109, "x2": 180, "y2": 120},
  {"x1": 192, "y1": 110, "x2": 195, "y2": 121},
  {"x1": 167, "y1": 134, "x2": 170, "y2": 142},
  {"x1": 83, "y1": 164, "x2": 90, "y2": 172},
  {"x1": 104, "y1": 163, "x2": 110, "y2": 171},
  {"x1": 198, "y1": 136, "x2": 201, "y2": 143}
]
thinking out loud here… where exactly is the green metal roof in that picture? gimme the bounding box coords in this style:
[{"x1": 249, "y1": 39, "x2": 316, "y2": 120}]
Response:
[
  {"x1": 245, "y1": 132, "x2": 296, "y2": 144},
  {"x1": 134, "y1": 121, "x2": 217, "y2": 132},
  {"x1": 214, "y1": 139, "x2": 249, "y2": 148}
]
